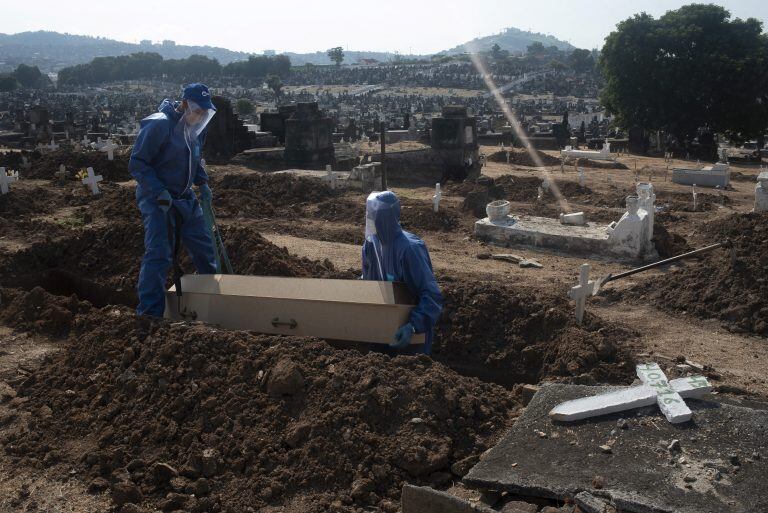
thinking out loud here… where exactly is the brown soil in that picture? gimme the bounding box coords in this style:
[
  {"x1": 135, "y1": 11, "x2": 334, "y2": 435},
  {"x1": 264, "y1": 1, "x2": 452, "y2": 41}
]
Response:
[
  {"x1": 0, "y1": 287, "x2": 520, "y2": 513},
  {"x1": 433, "y1": 275, "x2": 637, "y2": 385},
  {"x1": 625, "y1": 212, "x2": 768, "y2": 336},
  {"x1": 485, "y1": 149, "x2": 562, "y2": 167},
  {"x1": 0, "y1": 149, "x2": 133, "y2": 182}
]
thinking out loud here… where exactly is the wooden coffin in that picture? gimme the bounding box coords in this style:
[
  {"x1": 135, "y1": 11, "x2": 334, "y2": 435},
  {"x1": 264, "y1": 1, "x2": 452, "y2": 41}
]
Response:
[{"x1": 165, "y1": 274, "x2": 425, "y2": 345}]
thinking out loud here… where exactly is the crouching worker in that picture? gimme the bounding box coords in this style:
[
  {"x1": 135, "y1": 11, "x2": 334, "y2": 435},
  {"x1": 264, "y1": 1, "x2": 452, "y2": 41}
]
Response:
[
  {"x1": 362, "y1": 191, "x2": 443, "y2": 354},
  {"x1": 129, "y1": 83, "x2": 217, "y2": 317}
]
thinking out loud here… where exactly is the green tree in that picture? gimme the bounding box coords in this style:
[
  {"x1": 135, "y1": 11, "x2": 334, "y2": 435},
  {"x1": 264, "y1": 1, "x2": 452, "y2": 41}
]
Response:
[
  {"x1": 567, "y1": 48, "x2": 594, "y2": 73},
  {"x1": 0, "y1": 74, "x2": 18, "y2": 92},
  {"x1": 13, "y1": 64, "x2": 50, "y2": 88},
  {"x1": 265, "y1": 74, "x2": 283, "y2": 98},
  {"x1": 491, "y1": 43, "x2": 502, "y2": 58},
  {"x1": 601, "y1": 4, "x2": 768, "y2": 150},
  {"x1": 327, "y1": 46, "x2": 345, "y2": 66},
  {"x1": 236, "y1": 98, "x2": 254, "y2": 115}
]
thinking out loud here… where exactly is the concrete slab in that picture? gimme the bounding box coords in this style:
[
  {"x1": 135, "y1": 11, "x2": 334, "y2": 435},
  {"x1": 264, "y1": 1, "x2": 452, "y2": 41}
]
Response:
[
  {"x1": 672, "y1": 164, "x2": 730, "y2": 188},
  {"x1": 464, "y1": 384, "x2": 767, "y2": 513},
  {"x1": 475, "y1": 216, "x2": 649, "y2": 260}
]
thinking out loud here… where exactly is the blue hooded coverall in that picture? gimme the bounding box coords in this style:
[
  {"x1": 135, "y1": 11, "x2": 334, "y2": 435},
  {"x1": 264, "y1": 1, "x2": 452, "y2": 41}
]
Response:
[
  {"x1": 129, "y1": 99, "x2": 216, "y2": 317},
  {"x1": 361, "y1": 191, "x2": 443, "y2": 354}
]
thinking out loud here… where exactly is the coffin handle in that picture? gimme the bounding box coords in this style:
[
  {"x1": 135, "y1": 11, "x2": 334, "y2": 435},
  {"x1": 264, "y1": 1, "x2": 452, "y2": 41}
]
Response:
[{"x1": 271, "y1": 317, "x2": 298, "y2": 329}]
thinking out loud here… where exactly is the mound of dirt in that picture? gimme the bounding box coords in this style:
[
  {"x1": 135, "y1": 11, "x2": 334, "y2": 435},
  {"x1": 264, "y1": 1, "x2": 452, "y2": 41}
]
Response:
[
  {"x1": 314, "y1": 197, "x2": 366, "y2": 223},
  {"x1": 210, "y1": 173, "x2": 342, "y2": 220},
  {"x1": 399, "y1": 203, "x2": 461, "y2": 233},
  {"x1": 0, "y1": 184, "x2": 58, "y2": 216},
  {"x1": 17, "y1": 149, "x2": 133, "y2": 182},
  {"x1": 434, "y1": 276, "x2": 637, "y2": 385},
  {"x1": 485, "y1": 149, "x2": 562, "y2": 167},
  {"x1": 631, "y1": 212, "x2": 768, "y2": 336},
  {"x1": 1, "y1": 222, "x2": 355, "y2": 301},
  {"x1": 220, "y1": 225, "x2": 354, "y2": 279},
  {"x1": 572, "y1": 158, "x2": 629, "y2": 170},
  {"x1": 1, "y1": 289, "x2": 520, "y2": 512}
]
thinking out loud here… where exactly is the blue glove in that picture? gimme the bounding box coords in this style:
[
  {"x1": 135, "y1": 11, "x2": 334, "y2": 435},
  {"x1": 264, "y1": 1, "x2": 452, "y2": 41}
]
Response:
[
  {"x1": 198, "y1": 183, "x2": 212, "y2": 203},
  {"x1": 390, "y1": 323, "x2": 415, "y2": 349},
  {"x1": 156, "y1": 190, "x2": 172, "y2": 213}
]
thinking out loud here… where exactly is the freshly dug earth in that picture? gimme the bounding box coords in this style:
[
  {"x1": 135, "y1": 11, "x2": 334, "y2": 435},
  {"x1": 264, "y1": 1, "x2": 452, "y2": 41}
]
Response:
[
  {"x1": 0, "y1": 288, "x2": 520, "y2": 513},
  {"x1": 1, "y1": 222, "x2": 355, "y2": 301},
  {"x1": 210, "y1": 172, "x2": 342, "y2": 220},
  {"x1": 433, "y1": 275, "x2": 637, "y2": 385},
  {"x1": 485, "y1": 149, "x2": 562, "y2": 167},
  {"x1": 1, "y1": 148, "x2": 133, "y2": 182},
  {"x1": 628, "y1": 212, "x2": 768, "y2": 336}
]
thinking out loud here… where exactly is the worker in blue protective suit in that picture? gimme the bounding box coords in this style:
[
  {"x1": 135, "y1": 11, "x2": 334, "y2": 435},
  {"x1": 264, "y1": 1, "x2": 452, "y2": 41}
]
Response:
[
  {"x1": 129, "y1": 83, "x2": 218, "y2": 317},
  {"x1": 361, "y1": 191, "x2": 443, "y2": 354}
]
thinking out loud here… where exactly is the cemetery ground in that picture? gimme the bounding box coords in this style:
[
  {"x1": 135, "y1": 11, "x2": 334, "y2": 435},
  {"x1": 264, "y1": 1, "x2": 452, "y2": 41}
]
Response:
[{"x1": 0, "y1": 146, "x2": 766, "y2": 512}]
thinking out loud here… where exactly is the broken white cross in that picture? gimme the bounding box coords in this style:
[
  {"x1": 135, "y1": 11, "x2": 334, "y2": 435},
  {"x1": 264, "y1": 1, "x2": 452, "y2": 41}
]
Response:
[
  {"x1": 0, "y1": 167, "x2": 19, "y2": 195},
  {"x1": 82, "y1": 167, "x2": 103, "y2": 195},
  {"x1": 550, "y1": 363, "x2": 711, "y2": 424},
  {"x1": 432, "y1": 183, "x2": 441, "y2": 213},
  {"x1": 568, "y1": 263, "x2": 595, "y2": 324}
]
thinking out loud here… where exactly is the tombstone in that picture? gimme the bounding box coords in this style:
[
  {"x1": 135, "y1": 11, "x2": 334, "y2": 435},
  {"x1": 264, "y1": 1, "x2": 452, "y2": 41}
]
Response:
[
  {"x1": 284, "y1": 102, "x2": 335, "y2": 167},
  {"x1": 577, "y1": 167, "x2": 586, "y2": 188},
  {"x1": 755, "y1": 171, "x2": 768, "y2": 213},
  {"x1": 81, "y1": 167, "x2": 103, "y2": 195},
  {"x1": 432, "y1": 183, "x2": 441, "y2": 213},
  {"x1": 0, "y1": 167, "x2": 20, "y2": 195},
  {"x1": 325, "y1": 164, "x2": 336, "y2": 189}
]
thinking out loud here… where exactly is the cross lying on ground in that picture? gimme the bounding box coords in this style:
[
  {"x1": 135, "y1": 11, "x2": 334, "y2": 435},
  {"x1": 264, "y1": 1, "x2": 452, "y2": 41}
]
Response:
[
  {"x1": 82, "y1": 167, "x2": 103, "y2": 195},
  {"x1": 0, "y1": 167, "x2": 19, "y2": 195},
  {"x1": 550, "y1": 363, "x2": 711, "y2": 424}
]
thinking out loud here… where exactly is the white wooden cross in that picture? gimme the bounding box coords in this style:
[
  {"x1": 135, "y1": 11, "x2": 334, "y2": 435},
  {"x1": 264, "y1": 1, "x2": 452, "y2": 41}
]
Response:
[
  {"x1": 47, "y1": 139, "x2": 59, "y2": 151},
  {"x1": 55, "y1": 164, "x2": 68, "y2": 183},
  {"x1": 432, "y1": 183, "x2": 441, "y2": 213},
  {"x1": 325, "y1": 165, "x2": 336, "y2": 189},
  {"x1": 82, "y1": 135, "x2": 90, "y2": 145},
  {"x1": 82, "y1": 167, "x2": 103, "y2": 195},
  {"x1": 0, "y1": 167, "x2": 19, "y2": 195},
  {"x1": 568, "y1": 263, "x2": 595, "y2": 324},
  {"x1": 550, "y1": 363, "x2": 711, "y2": 424},
  {"x1": 102, "y1": 140, "x2": 117, "y2": 161},
  {"x1": 692, "y1": 184, "x2": 698, "y2": 211}
]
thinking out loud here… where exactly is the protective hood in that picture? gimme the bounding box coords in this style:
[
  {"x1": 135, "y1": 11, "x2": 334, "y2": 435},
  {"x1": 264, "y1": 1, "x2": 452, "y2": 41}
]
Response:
[
  {"x1": 365, "y1": 191, "x2": 404, "y2": 280},
  {"x1": 158, "y1": 99, "x2": 182, "y2": 121},
  {"x1": 365, "y1": 191, "x2": 403, "y2": 244}
]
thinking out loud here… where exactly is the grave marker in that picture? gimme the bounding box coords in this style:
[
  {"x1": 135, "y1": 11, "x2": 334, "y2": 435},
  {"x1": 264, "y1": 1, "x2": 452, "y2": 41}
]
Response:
[
  {"x1": 55, "y1": 164, "x2": 68, "y2": 184},
  {"x1": 432, "y1": 183, "x2": 441, "y2": 213},
  {"x1": 0, "y1": 167, "x2": 19, "y2": 195},
  {"x1": 82, "y1": 167, "x2": 103, "y2": 195},
  {"x1": 102, "y1": 140, "x2": 117, "y2": 161},
  {"x1": 568, "y1": 263, "x2": 595, "y2": 324},
  {"x1": 550, "y1": 363, "x2": 711, "y2": 423}
]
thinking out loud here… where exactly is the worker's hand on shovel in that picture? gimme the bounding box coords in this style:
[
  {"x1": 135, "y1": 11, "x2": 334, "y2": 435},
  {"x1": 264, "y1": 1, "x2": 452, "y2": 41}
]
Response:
[
  {"x1": 157, "y1": 189, "x2": 172, "y2": 213},
  {"x1": 198, "y1": 183, "x2": 213, "y2": 203},
  {"x1": 390, "y1": 323, "x2": 415, "y2": 349}
]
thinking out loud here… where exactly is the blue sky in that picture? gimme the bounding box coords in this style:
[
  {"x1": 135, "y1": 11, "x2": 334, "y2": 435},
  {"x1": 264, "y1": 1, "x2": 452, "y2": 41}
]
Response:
[{"x1": 2, "y1": 0, "x2": 766, "y2": 54}]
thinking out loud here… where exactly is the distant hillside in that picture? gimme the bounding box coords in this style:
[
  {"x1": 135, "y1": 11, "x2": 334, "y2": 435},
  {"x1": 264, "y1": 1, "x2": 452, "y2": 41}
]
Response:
[
  {"x1": 445, "y1": 27, "x2": 575, "y2": 55},
  {"x1": 0, "y1": 31, "x2": 249, "y2": 72}
]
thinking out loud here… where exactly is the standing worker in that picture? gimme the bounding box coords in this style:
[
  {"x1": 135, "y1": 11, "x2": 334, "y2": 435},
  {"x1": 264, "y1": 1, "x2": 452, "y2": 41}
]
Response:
[
  {"x1": 362, "y1": 191, "x2": 443, "y2": 354},
  {"x1": 129, "y1": 83, "x2": 217, "y2": 317}
]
